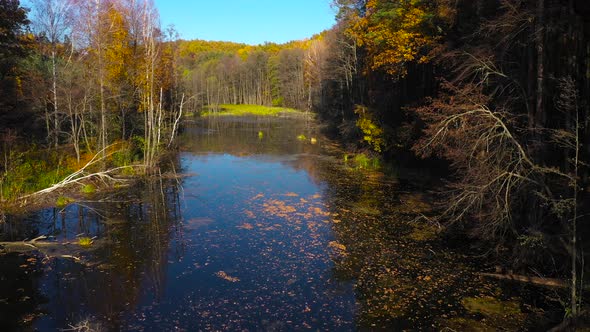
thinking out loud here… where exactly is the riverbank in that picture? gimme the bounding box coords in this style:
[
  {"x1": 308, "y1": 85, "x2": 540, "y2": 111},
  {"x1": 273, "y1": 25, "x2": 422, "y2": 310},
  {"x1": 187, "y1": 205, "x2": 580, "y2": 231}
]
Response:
[{"x1": 0, "y1": 141, "x2": 181, "y2": 216}]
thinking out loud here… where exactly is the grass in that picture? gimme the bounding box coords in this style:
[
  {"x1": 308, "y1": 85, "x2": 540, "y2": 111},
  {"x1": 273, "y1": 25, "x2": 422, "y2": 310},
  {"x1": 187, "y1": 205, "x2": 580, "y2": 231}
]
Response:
[{"x1": 201, "y1": 104, "x2": 303, "y2": 117}]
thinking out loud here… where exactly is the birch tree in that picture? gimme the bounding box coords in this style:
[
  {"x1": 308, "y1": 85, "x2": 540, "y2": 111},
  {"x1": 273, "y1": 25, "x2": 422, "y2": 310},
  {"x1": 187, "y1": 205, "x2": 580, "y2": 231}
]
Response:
[{"x1": 30, "y1": 0, "x2": 74, "y2": 147}]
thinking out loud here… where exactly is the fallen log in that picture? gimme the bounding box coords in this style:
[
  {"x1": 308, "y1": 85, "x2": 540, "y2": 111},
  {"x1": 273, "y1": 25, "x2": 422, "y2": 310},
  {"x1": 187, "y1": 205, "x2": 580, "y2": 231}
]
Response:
[
  {"x1": 0, "y1": 235, "x2": 97, "y2": 263},
  {"x1": 477, "y1": 272, "x2": 568, "y2": 288}
]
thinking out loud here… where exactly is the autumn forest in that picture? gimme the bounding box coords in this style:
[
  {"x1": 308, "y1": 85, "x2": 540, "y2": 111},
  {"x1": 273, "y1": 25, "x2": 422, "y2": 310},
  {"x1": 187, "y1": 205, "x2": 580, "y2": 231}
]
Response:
[{"x1": 1, "y1": 0, "x2": 589, "y2": 330}]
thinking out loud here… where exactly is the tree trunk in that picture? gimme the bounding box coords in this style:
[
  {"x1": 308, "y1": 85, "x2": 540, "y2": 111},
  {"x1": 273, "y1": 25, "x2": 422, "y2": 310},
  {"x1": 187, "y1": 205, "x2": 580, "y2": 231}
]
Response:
[
  {"x1": 52, "y1": 48, "x2": 59, "y2": 148},
  {"x1": 536, "y1": 0, "x2": 545, "y2": 128}
]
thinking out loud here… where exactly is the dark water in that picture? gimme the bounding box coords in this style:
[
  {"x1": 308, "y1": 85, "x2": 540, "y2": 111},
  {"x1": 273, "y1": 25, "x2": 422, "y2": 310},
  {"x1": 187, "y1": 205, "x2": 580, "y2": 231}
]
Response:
[{"x1": 0, "y1": 116, "x2": 559, "y2": 331}]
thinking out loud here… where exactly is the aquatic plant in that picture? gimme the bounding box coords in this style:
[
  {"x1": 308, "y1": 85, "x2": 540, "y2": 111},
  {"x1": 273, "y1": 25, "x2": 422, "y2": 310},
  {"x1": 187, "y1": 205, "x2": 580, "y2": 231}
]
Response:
[
  {"x1": 78, "y1": 237, "x2": 93, "y2": 246},
  {"x1": 56, "y1": 196, "x2": 74, "y2": 208},
  {"x1": 81, "y1": 184, "x2": 96, "y2": 194},
  {"x1": 64, "y1": 317, "x2": 103, "y2": 331},
  {"x1": 353, "y1": 153, "x2": 380, "y2": 169}
]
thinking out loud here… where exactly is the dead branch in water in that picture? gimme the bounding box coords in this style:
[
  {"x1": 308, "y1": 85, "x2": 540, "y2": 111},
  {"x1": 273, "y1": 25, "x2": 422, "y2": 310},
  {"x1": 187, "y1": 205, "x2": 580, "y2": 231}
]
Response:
[
  {"x1": 0, "y1": 235, "x2": 99, "y2": 263},
  {"x1": 16, "y1": 144, "x2": 146, "y2": 204},
  {"x1": 477, "y1": 272, "x2": 571, "y2": 288}
]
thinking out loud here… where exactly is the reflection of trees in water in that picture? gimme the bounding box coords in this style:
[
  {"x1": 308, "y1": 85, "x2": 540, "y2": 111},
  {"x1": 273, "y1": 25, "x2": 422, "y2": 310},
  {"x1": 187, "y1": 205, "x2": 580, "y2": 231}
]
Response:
[
  {"x1": 291, "y1": 154, "x2": 522, "y2": 329},
  {"x1": 1, "y1": 169, "x2": 185, "y2": 330},
  {"x1": 0, "y1": 253, "x2": 45, "y2": 330},
  {"x1": 87, "y1": 176, "x2": 183, "y2": 329},
  {"x1": 181, "y1": 117, "x2": 317, "y2": 156}
]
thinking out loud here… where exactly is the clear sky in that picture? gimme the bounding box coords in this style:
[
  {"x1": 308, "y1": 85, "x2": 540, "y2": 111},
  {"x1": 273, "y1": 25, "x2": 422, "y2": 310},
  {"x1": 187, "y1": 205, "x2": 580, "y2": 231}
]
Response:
[{"x1": 153, "y1": 0, "x2": 337, "y2": 45}]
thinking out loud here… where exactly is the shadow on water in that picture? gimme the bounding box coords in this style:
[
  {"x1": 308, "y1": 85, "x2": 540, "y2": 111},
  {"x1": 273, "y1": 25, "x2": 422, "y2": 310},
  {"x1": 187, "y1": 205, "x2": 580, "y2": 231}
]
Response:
[
  {"x1": 1, "y1": 176, "x2": 184, "y2": 331},
  {"x1": 0, "y1": 116, "x2": 563, "y2": 330}
]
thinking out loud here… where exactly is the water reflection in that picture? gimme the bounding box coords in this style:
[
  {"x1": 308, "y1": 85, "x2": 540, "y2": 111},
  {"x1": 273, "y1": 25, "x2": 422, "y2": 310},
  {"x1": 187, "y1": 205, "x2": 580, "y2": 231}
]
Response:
[
  {"x1": 0, "y1": 116, "x2": 546, "y2": 331},
  {"x1": 0, "y1": 116, "x2": 360, "y2": 330},
  {"x1": 1, "y1": 175, "x2": 184, "y2": 330},
  {"x1": 181, "y1": 115, "x2": 319, "y2": 156}
]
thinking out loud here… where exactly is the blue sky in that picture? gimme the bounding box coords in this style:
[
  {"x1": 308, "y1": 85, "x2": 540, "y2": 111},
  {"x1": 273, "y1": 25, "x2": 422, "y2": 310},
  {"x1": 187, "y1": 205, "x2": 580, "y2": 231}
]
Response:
[{"x1": 154, "y1": 0, "x2": 336, "y2": 45}]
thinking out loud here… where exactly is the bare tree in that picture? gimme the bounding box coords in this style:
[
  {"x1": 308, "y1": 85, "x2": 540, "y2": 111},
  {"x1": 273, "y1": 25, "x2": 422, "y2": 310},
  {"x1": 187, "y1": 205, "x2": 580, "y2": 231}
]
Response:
[
  {"x1": 552, "y1": 77, "x2": 584, "y2": 316},
  {"x1": 138, "y1": 0, "x2": 163, "y2": 170},
  {"x1": 30, "y1": 0, "x2": 74, "y2": 147}
]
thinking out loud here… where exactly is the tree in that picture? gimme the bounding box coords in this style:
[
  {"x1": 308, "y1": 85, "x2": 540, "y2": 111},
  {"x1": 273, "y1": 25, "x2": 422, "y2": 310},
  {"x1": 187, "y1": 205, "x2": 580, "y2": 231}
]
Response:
[
  {"x1": 30, "y1": 0, "x2": 74, "y2": 147},
  {"x1": 348, "y1": 0, "x2": 451, "y2": 77},
  {"x1": 0, "y1": 0, "x2": 30, "y2": 132},
  {"x1": 414, "y1": 0, "x2": 589, "y2": 320}
]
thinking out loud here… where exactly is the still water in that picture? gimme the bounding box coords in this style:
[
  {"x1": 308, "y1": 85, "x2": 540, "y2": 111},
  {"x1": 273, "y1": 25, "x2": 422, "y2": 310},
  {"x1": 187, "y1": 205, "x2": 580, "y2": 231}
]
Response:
[{"x1": 0, "y1": 116, "x2": 552, "y2": 331}]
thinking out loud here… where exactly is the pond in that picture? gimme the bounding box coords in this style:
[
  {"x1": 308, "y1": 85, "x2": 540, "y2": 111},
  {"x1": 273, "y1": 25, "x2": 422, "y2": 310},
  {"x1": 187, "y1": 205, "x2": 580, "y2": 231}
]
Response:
[{"x1": 0, "y1": 115, "x2": 559, "y2": 331}]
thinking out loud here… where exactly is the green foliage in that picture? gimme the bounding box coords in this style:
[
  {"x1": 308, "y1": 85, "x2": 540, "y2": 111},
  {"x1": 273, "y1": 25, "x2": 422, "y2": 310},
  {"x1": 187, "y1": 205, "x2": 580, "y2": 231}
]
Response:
[
  {"x1": 131, "y1": 136, "x2": 147, "y2": 160},
  {"x1": 272, "y1": 97, "x2": 284, "y2": 107},
  {"x1": 355, "y1": 106, "x2": 386, "y2": 153},
  {"x1": 297, "y1": 134, "x2": 307, "y2": 141},
  {"x1": 111, "y1": 149, "x2": 132, "y2": 168}
]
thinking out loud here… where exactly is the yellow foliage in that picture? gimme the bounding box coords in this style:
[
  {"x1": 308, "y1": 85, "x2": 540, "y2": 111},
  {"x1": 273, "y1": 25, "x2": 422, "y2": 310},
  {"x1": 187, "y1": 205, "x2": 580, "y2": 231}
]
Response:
[
  {"x1": 350, "y1": 0, "x2": 448, "y2": 77},
  {"x1": 103, "y1": 7, "x2": 132, "y2": 87},
  {"x1": 355, "y1": 106, "x2": 386, "y2": 152}
]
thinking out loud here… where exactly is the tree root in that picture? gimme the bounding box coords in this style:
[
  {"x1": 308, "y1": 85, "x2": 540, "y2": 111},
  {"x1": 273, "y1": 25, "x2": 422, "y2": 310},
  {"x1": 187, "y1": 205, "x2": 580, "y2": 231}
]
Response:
[{"x1": 477, "y1": 272, "x2": 568, "y2": 288}]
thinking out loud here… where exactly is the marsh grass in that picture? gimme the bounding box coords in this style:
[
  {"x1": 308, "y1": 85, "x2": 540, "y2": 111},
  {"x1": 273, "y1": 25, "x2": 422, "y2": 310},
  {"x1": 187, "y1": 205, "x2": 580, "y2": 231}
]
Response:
[{"x1": 201, "y1": 104, "x2": 303, "y2": 117}]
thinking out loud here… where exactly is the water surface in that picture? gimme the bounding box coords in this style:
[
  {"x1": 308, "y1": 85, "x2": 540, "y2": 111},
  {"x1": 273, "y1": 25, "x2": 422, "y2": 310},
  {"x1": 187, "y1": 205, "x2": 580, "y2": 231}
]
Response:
[{"x1": 0, "y1": 116, "x2": 555, "y2": 331}]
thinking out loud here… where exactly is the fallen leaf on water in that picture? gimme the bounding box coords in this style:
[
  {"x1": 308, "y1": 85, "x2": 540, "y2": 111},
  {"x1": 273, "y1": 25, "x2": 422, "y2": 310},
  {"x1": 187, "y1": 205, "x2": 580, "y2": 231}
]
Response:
[
  {"x1": 237, "y1": 223, "x2": 254, "y2": 230},
  {"x1": 215, "y1": 271, "x2": 240, "y2": 282},
  {"x1": 328, "y1": 241, "x2": 347, "y2": 251}
]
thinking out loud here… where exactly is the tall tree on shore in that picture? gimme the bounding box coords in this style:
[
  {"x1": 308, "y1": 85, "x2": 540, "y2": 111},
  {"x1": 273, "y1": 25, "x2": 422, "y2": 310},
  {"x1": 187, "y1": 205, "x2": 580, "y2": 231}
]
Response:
[
  {"x1": 30, "y1": 0, "x2": 74, "y2": 147},
  {"x1": 0, "y1": 0, "x2": 30, "y2": 131}
]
